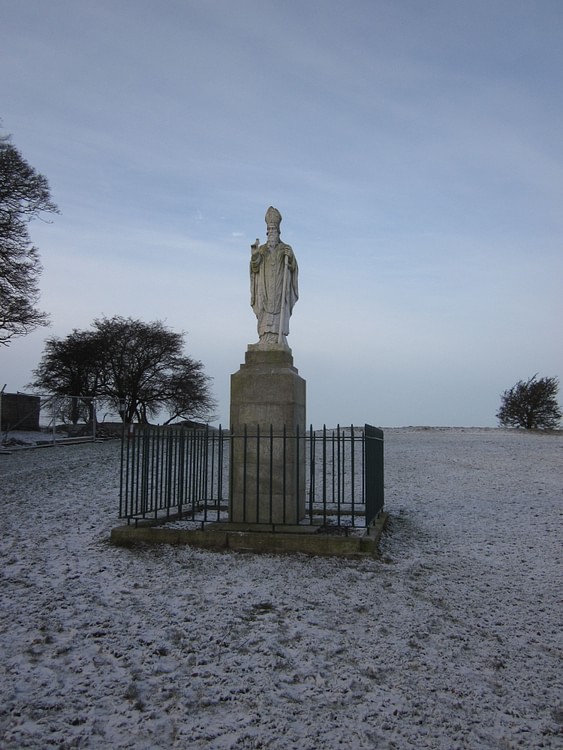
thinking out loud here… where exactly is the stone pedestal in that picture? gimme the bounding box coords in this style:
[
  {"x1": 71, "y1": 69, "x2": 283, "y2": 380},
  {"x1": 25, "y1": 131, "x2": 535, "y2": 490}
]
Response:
[{"x1": 230, "y1": 345, "x2": 306, "y2": 525}]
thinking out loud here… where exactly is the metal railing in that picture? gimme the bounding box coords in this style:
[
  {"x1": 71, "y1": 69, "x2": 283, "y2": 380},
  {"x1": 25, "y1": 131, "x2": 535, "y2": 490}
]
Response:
[
  {"x1": 119, "y1": 424, "x2": 384, "y2": 530},
  {"x1": 119, "y1": 424, "x2": 226, "y2": 524}
]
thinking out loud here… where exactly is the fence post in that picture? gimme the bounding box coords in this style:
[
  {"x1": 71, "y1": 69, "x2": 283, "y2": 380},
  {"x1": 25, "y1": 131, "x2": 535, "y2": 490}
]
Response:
[{"x1": 364, "y1": 424, "x2": 384, "y2": 527}]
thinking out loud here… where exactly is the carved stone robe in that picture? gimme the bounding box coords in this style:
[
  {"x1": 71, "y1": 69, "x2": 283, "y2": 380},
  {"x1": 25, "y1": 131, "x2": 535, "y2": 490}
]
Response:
[{"x1": 250, "y1": 241, "x2": 298, "y2": 343}]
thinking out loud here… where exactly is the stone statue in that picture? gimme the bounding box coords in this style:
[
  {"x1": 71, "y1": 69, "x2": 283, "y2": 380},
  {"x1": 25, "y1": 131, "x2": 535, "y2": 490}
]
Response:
[{"x1": 250, "y1": 207, "x2": 298, "y2": 348}]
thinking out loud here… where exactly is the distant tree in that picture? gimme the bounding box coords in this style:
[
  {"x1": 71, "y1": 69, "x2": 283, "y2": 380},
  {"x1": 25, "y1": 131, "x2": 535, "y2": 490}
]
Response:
[
  {"x1": 0, "y1": 132, "x2": 58, "y2": 345},
  {"x1": 30, "y1": 316, "x2": 216, "y2": 424},
  {"x1": 158, "y1": 356, "x2": 216, "y2": 426},
  {"x1": 497, "y1": 375, "x2": 562, "y2": 429},
  {"x1": 30, "y1": 330, "x2": 102, "y2": 423}
]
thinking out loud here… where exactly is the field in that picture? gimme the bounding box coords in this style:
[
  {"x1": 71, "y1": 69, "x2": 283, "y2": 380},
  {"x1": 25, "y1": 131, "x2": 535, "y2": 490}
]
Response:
[{"x1": 1, "y1": 428, "x2": 561, "y2": 749}]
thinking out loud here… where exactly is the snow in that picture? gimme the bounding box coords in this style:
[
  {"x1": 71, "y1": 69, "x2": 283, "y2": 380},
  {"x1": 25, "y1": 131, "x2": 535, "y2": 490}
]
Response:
[{"x1": 1, "y1": 428, "x2": 562, "y2": 749}]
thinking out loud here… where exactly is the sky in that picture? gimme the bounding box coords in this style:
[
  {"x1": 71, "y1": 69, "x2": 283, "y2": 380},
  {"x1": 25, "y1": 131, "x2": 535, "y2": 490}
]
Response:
[{"x1": 1, "y1": 0, "x2": 562, "y2": 428}]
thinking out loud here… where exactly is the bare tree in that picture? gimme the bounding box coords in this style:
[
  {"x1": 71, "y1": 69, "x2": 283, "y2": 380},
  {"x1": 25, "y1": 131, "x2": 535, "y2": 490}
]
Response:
[
  {"x1": 497, "y1": 375, "x2": 561, "y2": 429},
  {"x1": 30, "y1": 316, "x2": 216, "y2": 424},
  {"x1": 0, "y1": 132, "x2": 58, "y2": 345},
  {"x1": 30, "y1": 330, "x2": 102, "y2": 423}
]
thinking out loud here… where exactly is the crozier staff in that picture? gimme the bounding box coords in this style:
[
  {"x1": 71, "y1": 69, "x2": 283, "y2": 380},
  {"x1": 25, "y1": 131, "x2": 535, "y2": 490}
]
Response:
[{"x1": 250, "y1": 206, "x2": 298, "y2": 347}]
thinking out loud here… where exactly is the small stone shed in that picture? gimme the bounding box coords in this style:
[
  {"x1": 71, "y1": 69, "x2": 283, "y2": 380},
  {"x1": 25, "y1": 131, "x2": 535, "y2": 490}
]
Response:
[{"x1": 0, "y1": 393, "x2": 41, "y2": 431}]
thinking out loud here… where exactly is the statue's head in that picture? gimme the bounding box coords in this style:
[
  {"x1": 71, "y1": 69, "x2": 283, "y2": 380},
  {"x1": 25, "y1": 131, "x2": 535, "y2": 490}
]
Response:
[
  {"x1": 265, "y1": 206, "x2": 282, "y2": 246},
  {"x1": 265, "y1": 206, "x2": 282, "y2": 227}
]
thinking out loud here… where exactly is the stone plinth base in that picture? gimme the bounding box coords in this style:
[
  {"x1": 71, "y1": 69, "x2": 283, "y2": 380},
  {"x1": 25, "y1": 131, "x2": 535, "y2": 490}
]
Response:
[
  {"x1": 230, "y1": 345, "x2": 306, "y2": 524},
  {"x1": 110, "y1": 513, "x2": 390, "y2": 558}
]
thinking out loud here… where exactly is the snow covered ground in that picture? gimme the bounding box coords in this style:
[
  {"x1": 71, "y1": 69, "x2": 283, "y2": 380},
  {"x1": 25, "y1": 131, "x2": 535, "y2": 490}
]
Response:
[{"x1": 0, "y1": 428, "x2": 561, "y2": 749}]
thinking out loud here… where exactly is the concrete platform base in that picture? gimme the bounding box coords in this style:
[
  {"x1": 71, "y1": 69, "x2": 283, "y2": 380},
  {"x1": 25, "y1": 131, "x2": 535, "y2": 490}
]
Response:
[{"x1": 110, "y1": 513, "x2": 389, "y2": 559}]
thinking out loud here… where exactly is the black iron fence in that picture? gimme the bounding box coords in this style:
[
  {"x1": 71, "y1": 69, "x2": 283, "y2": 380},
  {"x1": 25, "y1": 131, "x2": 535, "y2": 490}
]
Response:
[
  {"x1": 119, "y1": 424, "x2": 384, "y2": 531},
  {"x1": 119, "y1": 424, "x2": 227, "y2": 525}
]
